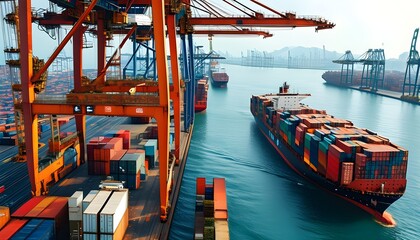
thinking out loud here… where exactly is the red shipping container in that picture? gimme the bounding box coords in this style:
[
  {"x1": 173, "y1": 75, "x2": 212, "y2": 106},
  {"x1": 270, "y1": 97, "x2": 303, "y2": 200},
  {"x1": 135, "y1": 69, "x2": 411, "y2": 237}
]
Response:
[
  {"x1": 318, "y1": 150, "x2": 327, "y2": 176},
  {"x1": 38, "y1": 197, "x2": 70, "y2": 240},
  {"x1": 336, "y1": 140, "x2": 353, "y2": 154},
  {"x1": 196, "y1": 178, "x2": 206, "y2": 195},
  {"x1": 328, "y1": 144, "x2": 346, "y2": 159},
  {"x1": 326, "y1": 152, "x2": 340, "y2": 182},
  {"x1": 0, "y1": 219, "x2": 28, "y2": 239},
  {"x1": 25, "y1": 197, "x2": 57, "y2": 217},
  {"x1": 107, "y1": 137, "x2": 123, "y2": 151},
  {"x1": 12, "y1": 197, "x2": 44, "y2": 217},
  {"x1": 340, "y1": 162, "x2": 354, "y2": 185}
]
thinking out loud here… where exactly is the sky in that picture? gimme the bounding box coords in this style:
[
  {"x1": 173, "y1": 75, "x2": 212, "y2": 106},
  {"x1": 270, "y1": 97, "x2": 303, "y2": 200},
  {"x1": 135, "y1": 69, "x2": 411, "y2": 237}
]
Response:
[
  {"x1": 192, "y1": 0, "x2": 420, "y2": 59},
  {"x1": 1, "y1": 0, "x2": 420, "y2": 68}
]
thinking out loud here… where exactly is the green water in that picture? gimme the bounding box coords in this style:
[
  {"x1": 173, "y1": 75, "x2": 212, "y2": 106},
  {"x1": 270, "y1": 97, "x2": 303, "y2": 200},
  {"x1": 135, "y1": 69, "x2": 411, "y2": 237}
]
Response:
[{"x1": 170, "y1": 65, "x2": 420, "y2": 240}]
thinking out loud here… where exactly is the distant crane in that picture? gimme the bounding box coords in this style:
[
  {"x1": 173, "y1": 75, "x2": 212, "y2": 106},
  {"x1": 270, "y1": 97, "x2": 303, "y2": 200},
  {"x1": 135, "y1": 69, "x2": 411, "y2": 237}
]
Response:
[
  {"x1": 332, "y1": 50, "x2": 358, "y2": 85},
  {"x1": 359, "y1": 49, "x2": 385, "y2": 92},
  {"x1": 402, "y1": 28, "x2": 420, "y2": 101}
]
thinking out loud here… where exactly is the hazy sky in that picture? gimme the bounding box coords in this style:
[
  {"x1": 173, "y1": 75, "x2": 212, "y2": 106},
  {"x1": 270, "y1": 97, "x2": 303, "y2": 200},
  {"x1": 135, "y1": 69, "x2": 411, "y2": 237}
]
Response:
[
  {"x1": 1, "y1": 1, "x2": 420, "y2": 68},
  {"x1": 192, "y1": 0, "x2": 420, "y2": 59}
]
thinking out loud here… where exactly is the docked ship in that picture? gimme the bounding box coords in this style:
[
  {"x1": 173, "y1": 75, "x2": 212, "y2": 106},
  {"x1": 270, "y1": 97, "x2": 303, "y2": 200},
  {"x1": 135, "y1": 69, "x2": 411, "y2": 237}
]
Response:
[
  {"x1": 195, "y1": 79, "x2": 208, "y2": 112},
  {"x1": 209, "y1": 60, "x2": 229, "y2": 88},
  {"x1": 250, "y1": 82, "x2": 408, "y2": 225},
  {"x1": 322, "y1": 70, "x2": 405, "y2": 92}
]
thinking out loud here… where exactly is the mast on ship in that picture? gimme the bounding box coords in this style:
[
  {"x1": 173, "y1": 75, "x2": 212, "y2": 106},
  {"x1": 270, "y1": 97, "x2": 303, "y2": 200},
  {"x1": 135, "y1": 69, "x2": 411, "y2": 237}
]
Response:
[{"x1": 279, "y1": 82, "x2": 289, "y2": 93}]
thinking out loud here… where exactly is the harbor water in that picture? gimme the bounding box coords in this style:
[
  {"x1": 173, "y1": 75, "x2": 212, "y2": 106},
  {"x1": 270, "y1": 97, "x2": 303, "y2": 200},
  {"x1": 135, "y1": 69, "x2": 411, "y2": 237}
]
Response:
[{"x1": 170, "y1": 65, "x2": 420, "y2": 240}]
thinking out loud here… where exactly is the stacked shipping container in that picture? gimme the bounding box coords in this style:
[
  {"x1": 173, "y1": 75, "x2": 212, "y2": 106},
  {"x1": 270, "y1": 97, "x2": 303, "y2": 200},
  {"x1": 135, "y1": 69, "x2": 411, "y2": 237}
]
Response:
[
  {"x1": 82, "y1": 189, "x2": 129, "y2": 240},
  {"x1": 0, "y1": 196, "x2": 69, "y2": 239},
  {"x1": 87, "y1": 130, "x2": 147, "y2": 190},
  {"x1": 0, "y1": 123, "x2": 17, "y2": 145},
  {"x1": 251, "y1": 95, "x2": 408, "y2": 194},
  {"x1": 194, "y1": 178, "x2": 229, "y2": 240}
]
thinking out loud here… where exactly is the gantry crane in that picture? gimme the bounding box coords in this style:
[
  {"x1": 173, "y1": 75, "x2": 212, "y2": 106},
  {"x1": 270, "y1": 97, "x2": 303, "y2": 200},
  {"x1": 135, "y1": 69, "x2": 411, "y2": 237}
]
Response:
[
  {"x1": 402, "y1": 28, "x2": 420, "y2": 101},
  {"x1": 359, "y1": 49, "x2": 385, "y2": 92},
  {"x1": 332, "y1": 50, "x2": 358, "y2": 85},
  {"x1": 10, "y1": 0, "x2": 335, "y2": 221}
]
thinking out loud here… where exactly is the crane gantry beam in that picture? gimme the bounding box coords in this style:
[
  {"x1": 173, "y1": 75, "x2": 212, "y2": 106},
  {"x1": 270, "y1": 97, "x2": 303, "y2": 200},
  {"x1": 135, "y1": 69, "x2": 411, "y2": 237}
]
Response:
[
  {"x1": 189, "y1": 17, "x2": 335, "y2": 30},
  {"x1": 193, "y1": 29, "x2": 273, "y2": 38}
]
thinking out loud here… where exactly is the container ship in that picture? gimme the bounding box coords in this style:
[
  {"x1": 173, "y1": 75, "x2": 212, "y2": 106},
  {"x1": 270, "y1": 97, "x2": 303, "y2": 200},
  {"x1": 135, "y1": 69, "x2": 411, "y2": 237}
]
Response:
[
  {"x1": 195, "y1": 79, "x2": 209, "y2": 112},
  {"x1": 194, "y1": 178, "x2": 229, "y2": 240},
  {"x1": 250, "y1": 82, "x2": 408, "y2": 225},
  {"x1": 209, "y1": 60, "x2": 229, "y2": 88},
  {"x1": 322, "y1": 70, "x2": 405, "y2": 92}
]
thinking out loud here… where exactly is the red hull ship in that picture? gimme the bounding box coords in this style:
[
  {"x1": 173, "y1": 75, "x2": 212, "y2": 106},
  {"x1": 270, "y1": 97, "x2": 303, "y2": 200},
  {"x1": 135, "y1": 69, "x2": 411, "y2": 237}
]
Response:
[
  {"x1": 209, "y1": 60, "x2": 229, "y2": 88},
  {"x1": 195, "y1": 79, "x2": 208, "y2": 112}
]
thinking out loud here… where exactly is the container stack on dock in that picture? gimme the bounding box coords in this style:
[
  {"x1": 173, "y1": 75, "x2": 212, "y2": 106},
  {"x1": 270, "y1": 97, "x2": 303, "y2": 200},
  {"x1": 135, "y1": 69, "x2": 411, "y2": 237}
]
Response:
[
  {"x1": 0, "y1": 196, "x2": 70, "y2": 239},
  {"x1": 0, "y1": 65, "x2": 14, "y2": 125},
  {"x1": 83, "y1": 189, "x2": 129, "y2": 240},
  {"x1": 87, "y1": 130, "x2": 149, "y2": 190},
  {"x1": 44, "y1": 71, "x2": 73, "y2": 95},
  {"x1": 194, "y1": 178, "x2": 229, "y2": 240},
  {"x1": 0, "y1": 189, "x2": 129, "y2": 239},
  {"x1": 139, "y1": 139, "x2": 158, "y2": 170},
  {"x1": 0, "y1": 123, "x2": 17, "y2": 146}
]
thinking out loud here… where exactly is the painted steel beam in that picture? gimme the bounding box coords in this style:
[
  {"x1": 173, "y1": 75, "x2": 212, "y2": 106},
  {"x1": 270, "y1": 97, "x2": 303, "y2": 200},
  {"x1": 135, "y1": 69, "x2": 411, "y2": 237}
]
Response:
[
  {"x1": 152, "y1": 0, "x2": 171, "y2": 222},
  {"x1": 189, "y1": 17, "x2": 335, "y2": 29},
  {"x1": 73, "y1": 24, "x2": 87, "y2": 164},
  {"x1": 31, "y1": 0, "x2": 98, "y2": 83},
  {"x1": 167, "y1": 14, "x2": 181, "y2": 162},
  {"x1": 193, "y1": 29, "x2": 272, "y2": 38},
  {"x1": 19, "y1": 0, "x2": 40, "y2": 196}
]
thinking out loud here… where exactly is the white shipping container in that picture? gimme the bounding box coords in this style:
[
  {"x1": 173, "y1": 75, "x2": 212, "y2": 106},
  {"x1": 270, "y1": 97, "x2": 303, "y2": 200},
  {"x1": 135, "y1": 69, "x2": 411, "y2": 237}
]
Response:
[
  {"x1": 83, "y1": 190, "x2": 99, "y2": 212},
  {"x1": 99, "y1": 234, "x2": 113, "y2": 240},
  {"x1": 83, "y1": 191, "x2": 112, "y2": 233},
  {"x1": 100, "y1": 190, "x2": 128, "y2": 233},
  {"x1": 69, "y1": 206, "x2": 83, "y2": 221},
  {"x1": 69, "y1": 191, "x2": 83, "y2": 208},
  {"x1": 215, "y1": 220, "x2": 230, "y2": 240},
  {"x1": 127, "y1": 14, "x2": 151, "y2": 25},
  {"x1": 83, "y1": 233, "x2": 98, "y2": 240}
]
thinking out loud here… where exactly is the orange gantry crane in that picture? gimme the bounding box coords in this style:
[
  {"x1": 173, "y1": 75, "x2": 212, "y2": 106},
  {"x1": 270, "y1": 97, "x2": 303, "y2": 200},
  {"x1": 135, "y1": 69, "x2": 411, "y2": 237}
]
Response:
[{"x1": 12, "y1": 0, "x2": 334, "y2": 221}]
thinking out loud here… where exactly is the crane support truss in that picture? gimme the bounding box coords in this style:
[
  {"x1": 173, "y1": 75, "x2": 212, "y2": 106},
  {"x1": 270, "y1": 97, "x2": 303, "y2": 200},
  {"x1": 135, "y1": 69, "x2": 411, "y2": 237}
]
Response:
[{"x1": 402, "y1": 28, "x2": 420, "y2": 101}]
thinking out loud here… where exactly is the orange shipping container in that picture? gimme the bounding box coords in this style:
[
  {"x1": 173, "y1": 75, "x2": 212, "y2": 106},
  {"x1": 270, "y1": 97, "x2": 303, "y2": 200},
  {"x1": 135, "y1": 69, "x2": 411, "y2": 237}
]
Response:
[
  {"x1": 26, "y1": 197, "x2": 57, "y2": 217},
  {"x1": 0, "y1": 206, "x2": 10, "y2": 230},
  {"x1": 12, "y1": 197, "x2": 44, "y2": 217},
  {"x1": 340, "y1": 162, "x2": 354, "y2": 185},
  {"x1": 213, "y1": 178, "x2": 228, "y2": 220},
  {"x1": 99, "y1": 208, "x2": 129, "y2": 240}
]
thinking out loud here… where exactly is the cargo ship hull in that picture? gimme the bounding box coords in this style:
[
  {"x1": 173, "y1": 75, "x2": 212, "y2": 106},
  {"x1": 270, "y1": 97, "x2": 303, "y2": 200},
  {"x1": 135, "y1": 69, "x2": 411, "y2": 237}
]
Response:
[
  {"x1": 195, "y1": 79, "x2": 208, "y2": 112},
  {"x1": 210, "y1": 72, "x2": 229, "y2": 88},
  {"x1": 253, "y1": 115, "x2": 400, "y2": 217}
]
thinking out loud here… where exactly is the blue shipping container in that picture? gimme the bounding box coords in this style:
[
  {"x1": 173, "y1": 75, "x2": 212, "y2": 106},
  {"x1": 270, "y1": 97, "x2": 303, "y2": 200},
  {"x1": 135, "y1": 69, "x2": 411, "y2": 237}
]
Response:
[{"x1": 27, "y1": 219, "x2": 55, "y2": 240}]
